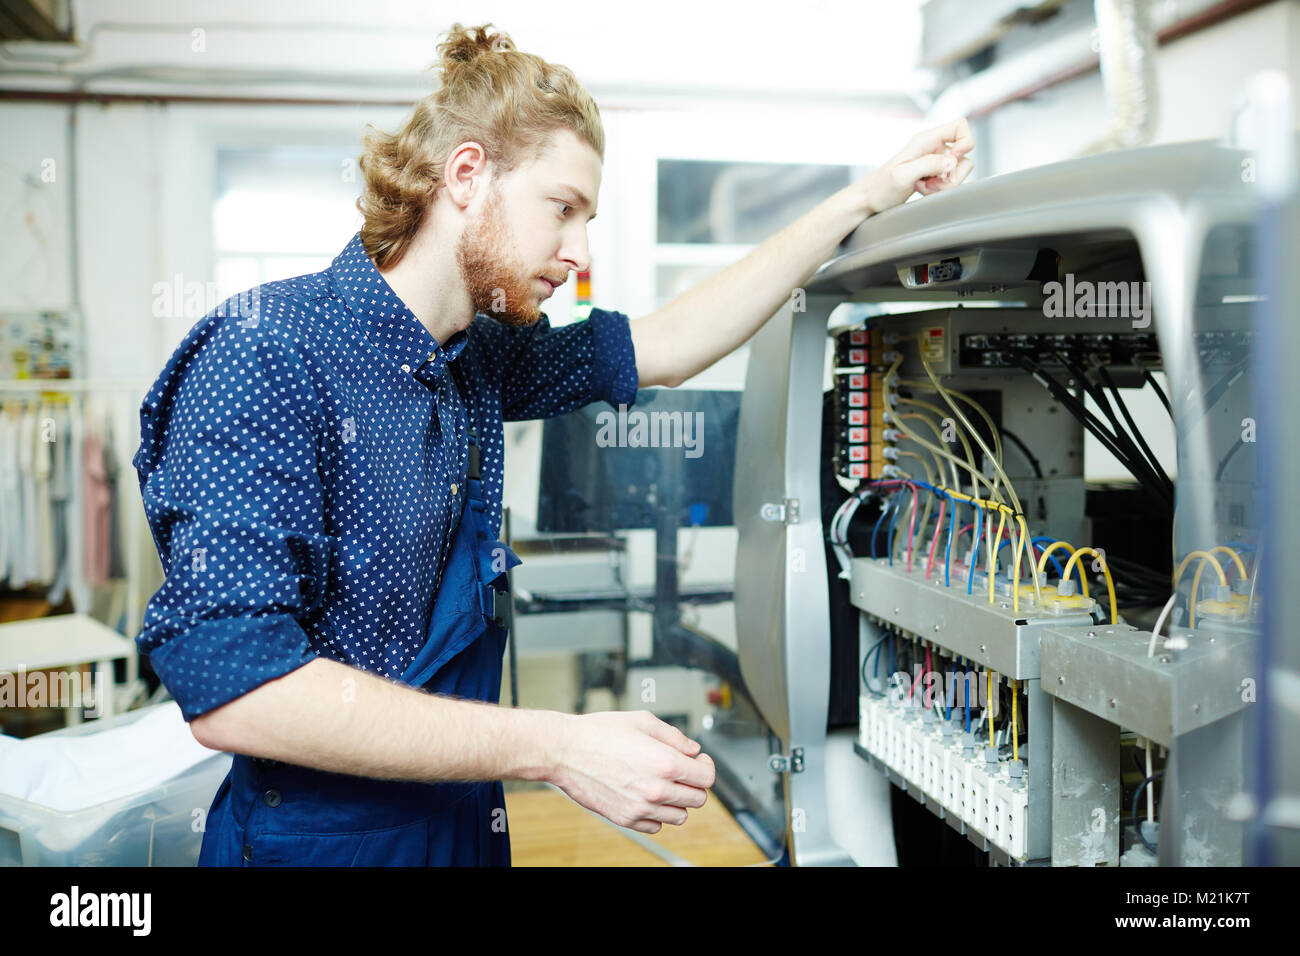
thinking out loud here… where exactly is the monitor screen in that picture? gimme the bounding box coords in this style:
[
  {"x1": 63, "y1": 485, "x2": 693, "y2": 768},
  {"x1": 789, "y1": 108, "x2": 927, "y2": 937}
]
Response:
[{"x1": 537, "y1": 388, "x2": 741, "y2": 532}]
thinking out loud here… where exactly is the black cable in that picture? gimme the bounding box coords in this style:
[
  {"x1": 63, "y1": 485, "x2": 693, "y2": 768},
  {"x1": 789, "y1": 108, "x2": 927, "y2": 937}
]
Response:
[
  {"x1": 1038, "y1": 351, "x2": 1173, "y2": 504},
  {"x1": 1097, "y1": 363, "x2": 1175, "y2": 498},
  {"x1": 1132, "y1": 770, "x2": 1164, "y2": 855},
  {"x1": 1014, "y1": 353, "x2": 1173, "y2": 506},
  {"x1": 1105, "y1": 554, "x2": 1169, "y2": 582},
  {"x1": 1215, "y1": 438, "x2": 1250, "y2": 482},
  {"x1": 1057, "y1": 350, "x2": 1173, "y2": 500},
  {"x1": 999, "y1": 427, "x2": 1044, "y2": 479},
  {"x1": 1142, "y1": 367, "x2": 1173, "y2": 418},
  {"x1": 1202, "y1": 357, "x2": 1250, "y2": 412}
]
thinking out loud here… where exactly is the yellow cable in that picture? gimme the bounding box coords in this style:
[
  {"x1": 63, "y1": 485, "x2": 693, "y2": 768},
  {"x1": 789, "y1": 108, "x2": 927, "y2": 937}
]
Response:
[
  {"x1": 897, "y1": 395, "x2": 979, "y2": 482},
  {"x1": 917, "y1": 347, "x2": 1021, "y2": 515},
  {"x1": 895, "y1": 449, "x2": 936, "y2": 489},
  {"x1": 1173, "y1": 550, "x2": 1228, "y2": 588},
  {"x1": 1062, "y1": 547, "x2": 1119, "y2": 626},
  {"x1": 990, "y1": 508, "x2": 1007, "y2": 604},
  {"x1": 1012, "y1": 514, "x2": 1024, "y2": 614},
  {"x1": 897, "y1": 379, "x2": 1005, "y2": 478},
  {"x1": 988, "y1": 671, "x2": 994, "y2": 749},
  {"x1": 1173, "y1": 550, "x2": 1229, "y2": 624},
  {"x1": 897, "y1": 412, "x2": 958, "y2": 487},
  {"x1": 1015, "y1": 514, "x2": 1044, "y2": 609},
  {"x1": 1208, "y1": 545, "x2": 1249, "y2": 582},
  {"x1": 884, "y1": 362, "x2": 997, "y2": 503},
  {"x1": 1036, "y1": 540, "x2": 1090, "y2": 598}
]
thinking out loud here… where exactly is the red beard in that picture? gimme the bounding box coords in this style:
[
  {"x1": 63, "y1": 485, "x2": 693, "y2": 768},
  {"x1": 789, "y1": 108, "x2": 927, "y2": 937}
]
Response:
[{"x1": 455, "y1": 188, "x2": 544, "y2": 328}]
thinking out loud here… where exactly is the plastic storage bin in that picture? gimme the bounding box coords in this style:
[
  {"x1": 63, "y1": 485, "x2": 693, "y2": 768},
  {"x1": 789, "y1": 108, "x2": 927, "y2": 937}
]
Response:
[{"x1": 0, "y1": 705, "x2": 231, "y2": 866}]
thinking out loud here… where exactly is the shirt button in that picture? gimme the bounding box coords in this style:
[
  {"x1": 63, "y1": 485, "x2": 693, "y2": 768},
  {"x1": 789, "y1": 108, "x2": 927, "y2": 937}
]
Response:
[
  {"x1": 242, "y1": 843, "x2": 253, "y2": 863},
  {"x1": 263, "y1": 789, "x2": 282, "y2": 808},
  {"x1": 451, "y1": 483, "x2": 458, "y2": 496},
  {"x1": 400, "y1": 363, "x2": 411, "y2": 373}
]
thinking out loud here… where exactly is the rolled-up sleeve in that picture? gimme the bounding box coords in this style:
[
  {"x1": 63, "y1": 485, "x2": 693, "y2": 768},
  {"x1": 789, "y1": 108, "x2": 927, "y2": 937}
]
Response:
[
  {"x1": 478, "y1": 306, "x2": 640, "y2": 421},
  {"x1": 133, "y1": 299, "x2": 332, "y2": 721}
]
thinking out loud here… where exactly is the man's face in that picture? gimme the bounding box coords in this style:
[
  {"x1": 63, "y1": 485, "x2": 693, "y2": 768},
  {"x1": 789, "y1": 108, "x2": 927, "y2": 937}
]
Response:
[{"x1": 456, "y1": 128, "x2": 601, "y2": 327}]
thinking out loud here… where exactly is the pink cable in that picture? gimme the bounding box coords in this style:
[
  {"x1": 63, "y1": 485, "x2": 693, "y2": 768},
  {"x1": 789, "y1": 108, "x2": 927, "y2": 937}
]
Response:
[
  {"x1": 904, "y1": 483, "x2": 919, "y2": 572},
  {"x1": 925, "y1": 499, "x2": 946, "y2": 580}
]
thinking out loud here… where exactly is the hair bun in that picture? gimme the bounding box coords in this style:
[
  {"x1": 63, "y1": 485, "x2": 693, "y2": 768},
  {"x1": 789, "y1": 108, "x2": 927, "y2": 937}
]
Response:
[{"x1": 437, "y1": 22, "x2": 515, "y2": 69}]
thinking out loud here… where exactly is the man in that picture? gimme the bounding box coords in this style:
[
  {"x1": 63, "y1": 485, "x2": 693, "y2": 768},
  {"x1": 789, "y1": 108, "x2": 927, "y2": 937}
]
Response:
[{"x1": 134, "y1": 22, "x2": 973, "y2": 866}]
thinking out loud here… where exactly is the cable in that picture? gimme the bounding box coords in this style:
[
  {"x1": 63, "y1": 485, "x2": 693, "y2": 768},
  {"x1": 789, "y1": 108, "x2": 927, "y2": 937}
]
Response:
[
  {"x1": 898, "y1": 411, "x2": 960, "y2": 489},
  {"x1": 1013, "y1": 352, "x2": 1173, "y2": 506},
  {"x1": 987, "y1": 671, "x2": 995, "y2": 749},
  {"x1": 1030, "y1": 536, "x2": 1066, "y2": 578},
  {"x1": 1132, "y1": 771, "x2": 1164, "y2": 855},
  {"x1": 1215, "y1": 439, "x2": 1249, "y2": 482},
  {"x1": 999, "y1": 427, "x2": 1044, "y2": 479},
  {"x1": 917, "y1": 350, "x2": 1020, "y2": 514},
  {"x1": 1011, "y1": 679, "x2": 1019, "y2": 762},
  {"x1": 1059, "y1": 350, "x2": 1174, "y2": 500},
  {"x1": 1063, "y1": 547, "x2": 1119, "y2": 625},
  {"x1": 967, "y1": 498, "x2": 983, "y2": 595},
  {"x1": 1096, "y1": 363, "x2": 1174, "y2": 498},
  {"x1": 1173, "y1": 550, "x2": 1229, "y2": 627},
  {"x1": 1149, "y1": 590, "x2": 1180, "y2": 658},
  {"x1": 1139, "y1": 365, "x2": 1172, "y2": 417}
]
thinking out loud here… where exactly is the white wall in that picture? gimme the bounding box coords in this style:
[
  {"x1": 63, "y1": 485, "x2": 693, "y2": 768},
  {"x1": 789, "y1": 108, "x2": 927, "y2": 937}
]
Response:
[{"x1": 985, "y1": 0, "x2": 1300, "y2": 175}]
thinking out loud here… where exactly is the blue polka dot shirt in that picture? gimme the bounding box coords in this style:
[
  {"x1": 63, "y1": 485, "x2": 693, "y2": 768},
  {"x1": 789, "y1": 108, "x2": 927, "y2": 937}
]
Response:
[{"x1": 133, "y1": 232, "x2": 640, "y2": 721}]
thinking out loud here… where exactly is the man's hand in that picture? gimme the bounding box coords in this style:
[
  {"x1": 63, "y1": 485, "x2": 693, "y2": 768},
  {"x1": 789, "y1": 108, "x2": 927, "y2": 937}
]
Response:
[
  {"x1": 629, "y1": 117, "x2": 974, "y2": 389},
  {"x1": 859, "y1": 117, "x2": 975, "y2": 216},
  {"x1": 549, "y1": 710, "x2": 716, "y2": 834}
]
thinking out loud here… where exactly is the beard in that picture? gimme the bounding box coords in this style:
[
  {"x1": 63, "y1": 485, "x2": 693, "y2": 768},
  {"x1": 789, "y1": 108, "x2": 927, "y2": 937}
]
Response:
[{"x1": 455, "y1": 187, "x2": 544, "y2": 328}]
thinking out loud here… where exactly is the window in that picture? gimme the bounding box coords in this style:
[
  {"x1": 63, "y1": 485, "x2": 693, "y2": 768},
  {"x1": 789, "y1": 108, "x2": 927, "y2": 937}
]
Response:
[{"x1": 212, "y1": 145, "x2": 362, "y2": 298}]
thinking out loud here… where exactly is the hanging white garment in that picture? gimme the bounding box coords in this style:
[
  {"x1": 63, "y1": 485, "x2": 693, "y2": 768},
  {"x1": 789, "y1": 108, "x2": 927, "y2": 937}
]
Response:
[
  {"x1": 66, "y1": 395, "x2": 91, "y2": 614},
  {"x1": 14, "y1": 405, "x2": 36, "y2": 588},
  {"x1": 0, "y1": 410, "x2": 13, "y2": 583},
  {"x1": 34, "y1": 398, "x2": 55, "y2": 585}
]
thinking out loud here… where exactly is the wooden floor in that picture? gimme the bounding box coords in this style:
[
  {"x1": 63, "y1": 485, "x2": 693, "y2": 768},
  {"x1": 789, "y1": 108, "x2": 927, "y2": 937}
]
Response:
[{"x1": 504, "y1": 785, "x2": 772, "y2": 867}]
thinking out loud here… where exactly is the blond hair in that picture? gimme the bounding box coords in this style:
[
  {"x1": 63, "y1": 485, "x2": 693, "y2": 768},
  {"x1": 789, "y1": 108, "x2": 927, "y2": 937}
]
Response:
[{"x1": 357, "y1": 23, "x2": 604, "y2": 270}]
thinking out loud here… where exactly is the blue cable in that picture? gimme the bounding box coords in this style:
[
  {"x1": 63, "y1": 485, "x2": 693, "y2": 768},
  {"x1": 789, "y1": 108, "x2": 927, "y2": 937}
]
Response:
[
  {"x1": 886, "y1": 488, "x2": 902, "y2": 566},
  {"x1": 870, "y1": 498, "x2": 892, "y2": 558},
  {"x1": 944, "y1": 494, "x2": 956, "y2": 587},
  {"x1": 861, "y1": 637, "x2": 887, "y2": 689}
]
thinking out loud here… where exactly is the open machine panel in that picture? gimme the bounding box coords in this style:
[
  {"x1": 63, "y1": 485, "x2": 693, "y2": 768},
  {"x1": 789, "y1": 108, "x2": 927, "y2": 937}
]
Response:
[{"x1": 732, "y1": 140, "x2": 1271, "y2": 866}]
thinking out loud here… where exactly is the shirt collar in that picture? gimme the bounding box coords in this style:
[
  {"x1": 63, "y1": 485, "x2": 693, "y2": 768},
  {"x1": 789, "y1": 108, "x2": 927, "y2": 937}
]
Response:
[{"x1": 329, "y1": 232, "x2": 468, "y2": 384}]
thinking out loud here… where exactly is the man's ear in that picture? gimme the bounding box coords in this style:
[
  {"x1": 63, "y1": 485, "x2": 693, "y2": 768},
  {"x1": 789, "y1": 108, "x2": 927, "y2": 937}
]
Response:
[{"x1": 443, "y1": 141, "x2": 488, "y2": 211}]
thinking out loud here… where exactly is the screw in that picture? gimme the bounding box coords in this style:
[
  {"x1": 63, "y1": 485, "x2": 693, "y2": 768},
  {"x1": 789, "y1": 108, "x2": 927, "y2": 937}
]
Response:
[
  {"x1": 1193, "y1": 704, "x2": 1201, "y2": 713},
  {"x1": 1108, "y1": 698, "x2": 1117, "y2": 708},
  {"x1": 1057, "y1": 676, "x2": 1064, "y2": 685},
  {"x1": 1159, "y1": 655, "x2": 1171, "y2": 663},
  {"x1": 934, "y1": 624, "x2": 941, "y2": 632},
  {"x1": 979, "y1": 644, "x2": 987, "y2": 653}
]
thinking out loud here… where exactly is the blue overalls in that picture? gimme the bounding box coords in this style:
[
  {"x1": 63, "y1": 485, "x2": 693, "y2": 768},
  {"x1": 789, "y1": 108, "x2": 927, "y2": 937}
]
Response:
[{"x1": 197, "y1": 431, "x2": 523, "y2": 866}]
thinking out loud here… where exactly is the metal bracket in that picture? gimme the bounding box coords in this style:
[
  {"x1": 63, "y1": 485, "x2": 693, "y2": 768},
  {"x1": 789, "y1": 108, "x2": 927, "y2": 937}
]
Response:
[
  {"x1": 760, "y1": 497, "x2": 800, "y2": 525},
  {"x1": 769, "y1": 747, "x2": 805, "y2": 774}
]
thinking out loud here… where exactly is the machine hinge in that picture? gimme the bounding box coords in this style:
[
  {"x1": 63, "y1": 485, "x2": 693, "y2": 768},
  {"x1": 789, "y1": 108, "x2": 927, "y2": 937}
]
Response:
[
  {"x1": 760, "y1": 498, "x2": 800, "y2": 525},
  {"x1": 769, "y1": 747, "x2": 805, "y2": 774}
]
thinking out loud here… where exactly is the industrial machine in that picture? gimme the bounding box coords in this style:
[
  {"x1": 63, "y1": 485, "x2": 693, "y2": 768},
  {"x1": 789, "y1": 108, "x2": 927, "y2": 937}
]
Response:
[{"x1": 730, "y1": 136, "x2": 1295, "y2": 866}]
